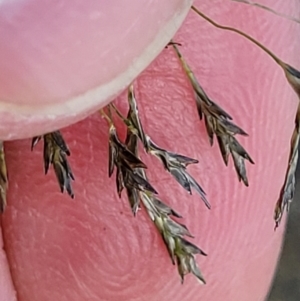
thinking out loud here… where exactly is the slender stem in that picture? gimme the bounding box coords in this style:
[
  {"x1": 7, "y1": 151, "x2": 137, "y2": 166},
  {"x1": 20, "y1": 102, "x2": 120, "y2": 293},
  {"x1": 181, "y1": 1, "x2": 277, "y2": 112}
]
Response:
[
  {"x1": 231, "y1": 0, "x2": 300, "y2": 24},
  {"x1": 100, "y1": 108, "x2": 113, "y2": 126},
  {"x1": 107, "y1": 104, "x2": 113, "y2": 120},
  {"x1": 0, "y1": 140, "x2": 7, "y2": 214},
  {"x1": 191, "y1": 5, "x2": 285, "y2": 68}
]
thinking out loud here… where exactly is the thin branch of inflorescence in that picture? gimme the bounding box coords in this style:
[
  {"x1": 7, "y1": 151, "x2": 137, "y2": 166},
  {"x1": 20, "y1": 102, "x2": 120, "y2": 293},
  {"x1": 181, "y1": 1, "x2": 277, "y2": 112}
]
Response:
[
  {"x1": 171, "y1": 42, "x2": 254, "y2": 186},
  {"x1": 31, "y1": 131, "x2": 75, "y2": 198},
  {"x1": 101, "y1": 84, "x2": 208, "y2": 283},
  {"x1": 126, "y1": 129, "x2": 207, "y2": 284},
  {"x1": 191, "y1": 5, "x2": 300, "y2": 227},
  {"x1": 191, "y1": 6, "x2": 283, "y2": 66},
  {"x1": 231, "y1": 0, "x2": 300, "y2": 24}
]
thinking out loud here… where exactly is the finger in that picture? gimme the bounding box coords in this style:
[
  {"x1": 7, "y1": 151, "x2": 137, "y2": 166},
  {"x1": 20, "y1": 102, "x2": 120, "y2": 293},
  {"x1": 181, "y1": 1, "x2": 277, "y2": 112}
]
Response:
[
  {"x1": 0, "y1": 0, "x2": 192, "y2": 140},
  {"x1": 1, "y1": 1, "x2": 300, "y2": 301}
]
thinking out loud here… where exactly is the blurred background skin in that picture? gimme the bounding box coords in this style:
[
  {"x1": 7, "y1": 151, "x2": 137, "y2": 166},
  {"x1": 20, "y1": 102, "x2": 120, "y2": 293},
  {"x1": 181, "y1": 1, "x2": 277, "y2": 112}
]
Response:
[{"x1": 267, "y1": 167, "x2": 300, "y2": 301}]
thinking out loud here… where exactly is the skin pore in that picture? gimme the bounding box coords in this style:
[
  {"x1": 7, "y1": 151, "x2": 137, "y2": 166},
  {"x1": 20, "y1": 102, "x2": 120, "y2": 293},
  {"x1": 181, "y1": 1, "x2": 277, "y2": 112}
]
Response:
[{"x1": 1, "y1": 0, "x2": 300, "y2": 300}]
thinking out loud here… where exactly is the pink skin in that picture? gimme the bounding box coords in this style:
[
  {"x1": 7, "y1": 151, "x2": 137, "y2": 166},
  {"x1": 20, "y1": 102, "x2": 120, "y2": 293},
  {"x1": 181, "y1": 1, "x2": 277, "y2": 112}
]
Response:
[
  {"x1": 0, "y1": 0, "x2": 300, "y2": 300},
  {"x1": 0, "y1": 0, "x2": 193, "y2": 140}
]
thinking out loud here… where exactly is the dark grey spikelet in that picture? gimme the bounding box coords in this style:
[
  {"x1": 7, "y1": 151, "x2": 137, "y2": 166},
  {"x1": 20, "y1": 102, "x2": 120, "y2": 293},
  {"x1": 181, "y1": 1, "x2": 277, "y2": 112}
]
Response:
[
  {"x1": 274, "y1": 64, "x2": 300, "y2": 227},
  {"x1": 32, "y1": 131, "x2": 74, "y2": 198},
  {"x1": 171, "y1": 42, "x2": 254, "y2": 186},
  {"x1": 0, "y1": 141, "x2": 8, "y2": 213},
  {"x1": 145, "y1": 136, "x2": 210, "y2": 208},
  {"x1": 108, "y1": 123, "x2": 157, "y2": 201},
  {"x1": 140, "y1": 191, "x2": 207, "y2": 284},
  {"x1": 124, "y1": 131, "x2": 141, "y2": 214}
]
